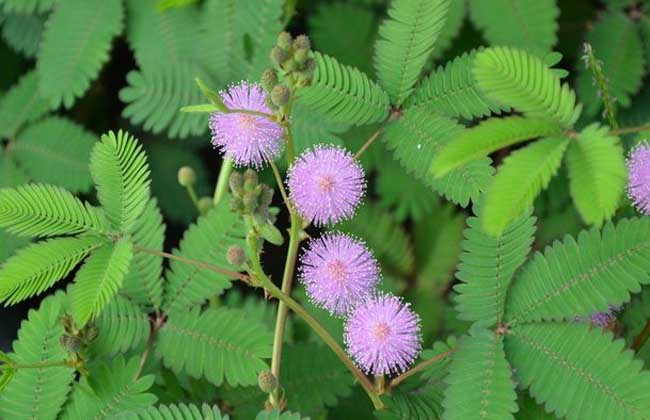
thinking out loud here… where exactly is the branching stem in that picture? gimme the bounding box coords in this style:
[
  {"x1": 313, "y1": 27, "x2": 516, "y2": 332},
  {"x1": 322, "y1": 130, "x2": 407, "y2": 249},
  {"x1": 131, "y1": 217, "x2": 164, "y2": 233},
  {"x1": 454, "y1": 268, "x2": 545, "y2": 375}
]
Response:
[{"x1": 388, "y1": 348, "x2": 457, "y2": 389}]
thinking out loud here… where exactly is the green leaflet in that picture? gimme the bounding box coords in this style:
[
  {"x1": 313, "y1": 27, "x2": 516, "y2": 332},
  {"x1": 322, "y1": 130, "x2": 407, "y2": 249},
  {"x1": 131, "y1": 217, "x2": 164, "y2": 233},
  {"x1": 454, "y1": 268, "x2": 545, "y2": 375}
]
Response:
[
  {"x1": 443, "y1": 327, "x2": 517, "y2": 420},
  {"x1": 432, "y1": 117, "x2": 561, "y2": 178},
  {"x1": 473, "y1": 46, "x2": 581, "y2": 127},
  {"x1": 125, "y1": 403, "x2": 228, "y2": 420},
  {"x1": 566, "y1": 124, "x2": 626, "y2": 227},
  {"x1": 13, "y1": 116, "x2": 96, "y2": 193},
  {"x1": 406, "y1": 50, "x2": 509, "y2": 120},
  {"x1": 70, "y1": 238, "x2": 134, "y2": 326},
  {"x1": 0, "y1": 0, "x2": 54, "y2": 13},
  {"x1": 576, "y1": 12, "x2": 645, "y2": 117},
  {"x1": 90, "y1": 130, "x2": 151, "y2": 234},
  {"x1": 298, "y1": 52, "x2": 390, "y2": 126},
  {"x1": 36, "y1": 0, "x2": 123, "y2": 108},
  {"x1": 0, "y1": 184, "x2": 107, "y2": 238},
  {"x1": 0, "y1": 71, "x2": 53, "y2": 138},
  {"x1": 157, "y1": 307, "x2": 273, "y2": 387},
  {"x1": 506, "y1": 218, "x2": 650, "y2": 323},
  {"x1": 382, "y1": 107, "x2": 494, "y2": 207},
  {"x1": 454, "y1": 209, "x2": 535, "y2": 326},
  {"x1": 505, "y1": 323, "x2": 650, "y2": 420},
  {"x1": 482, "y1": 136, "x2": 569, "y2": 237},
  {"x1": 374, "y1": 0, "x2": 450, "y2": 105},
  {"x1": 1, "y1": 12, "x2": 45, "y2": 58},
  {"x1": 468, "y1": 0, "x2": 559, "y2": 55},
  {"x1": 60, "y1": 357, "x2": 157, "y2": 419},
  {"x1": 0, "y1": 292, "x2": 74, "y2": 420},
  {"x1": 0, "y1": 148, "x2": 28, "y2": 188},
  {"x1": 0, "y1": 236, "x2": 104, "y2": 305},
  {"x1": 91, "y1": 294, "x2": 151, "y2": 356},
  {"x1": 161, "y1": 200, "x2": 246, "y2": 313}
]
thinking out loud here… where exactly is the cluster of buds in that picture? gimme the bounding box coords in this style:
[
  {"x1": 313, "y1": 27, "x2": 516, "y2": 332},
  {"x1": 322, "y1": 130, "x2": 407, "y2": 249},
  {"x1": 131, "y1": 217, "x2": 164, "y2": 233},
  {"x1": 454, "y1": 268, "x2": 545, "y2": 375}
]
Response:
[
  {"x1": 262, "y1": 32, "x2": 315, "y2": 112},
  {"x1": 59, "y1": 314, "x2": 98, "y2": 354},
  {"x1": 229, "y1": 170, "x2": 274, "y2": 219}
]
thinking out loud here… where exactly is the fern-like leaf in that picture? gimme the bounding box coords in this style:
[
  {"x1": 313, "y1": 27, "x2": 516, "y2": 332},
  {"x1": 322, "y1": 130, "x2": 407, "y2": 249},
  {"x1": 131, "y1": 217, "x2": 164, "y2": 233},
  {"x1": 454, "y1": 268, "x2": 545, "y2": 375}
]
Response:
[
  {"x1": 1, "y1": 12, "x2": 45, "y2": 58},
  {"x1": 0, "y1": 184, "x2": 107, "y2": 237},
  {"x1": 337, "y1": 202, "x2": 414, "y2": 276},
  {"x1": 162, "y1": 202, "x2": 246, "y2": 314},
  {"x1": 432, "y1": 117, "x2": 561, "y2": 177},
  {"x1": 298, "y1": 52, "x2": 390, "y2": 126},
  {"x1": 13, "y1": 117, "x2": 96, "y2": 193},
  {"x1": 407, "y1": 50, "x2": 509, "y2": 119},
  {"x1": 505, "y1": 322, "x2": 650, "y2": 420},
  {"x1": 121, "y1": 198, "x2": 165, "y2": 310},
  {"x1": 506, "y1": 218, "x2": 650, "y2": 323},
  {"x1": 374, "y1": 0, "x2": 450, "y2": 104},
  {"x1": 473, "y1": 46, "x2": 581, "y2": 127},
  {"x1": 468, "y1": 0, "x2": 559, "y2": 55},
  {"x1": 482, "y1": 137, "x2": 569, "y2": 236},
  {"x1": 0, "y1": 236, "x2": 104, "y2": 305},
  {"x1": 92, "y1": 294, "x2": 151, "y2": 356},
  {"x1": 0, "y1": 71, "x2": 52, "y2": 138},
  {"x1": 566, "y1": 124, "x2": 625, "y2": 227},
  {"x1": 36, "y1": 0, "x2": 123, "y2": 108},
  {"x1": 157, "y1": 307, "x2": 273, "y2": 387},
  {"x1": 382, "y1": 107, "x2": 493, "y2": 207},
  {"x1": 443, "y1": 326, "x2": 517, "y2": 420},
  {"x1": 0, "y1": 292, "x2": 74, "y2": 420},
  {"x1": 90, "y1": 130, "x2": 151, "y2": 234},
  {"x1": 126, "y1": 403, "x2": 228, "y2": 420},
  {"x1": 70, "y1": 238, "x2": 134, "y2": 326},
  {"x1": 60, "y1": 356, "x2": 157, "y2": 419},
  {"x1": 454, "y1": 209, "x2": 535, "y2": 326}
]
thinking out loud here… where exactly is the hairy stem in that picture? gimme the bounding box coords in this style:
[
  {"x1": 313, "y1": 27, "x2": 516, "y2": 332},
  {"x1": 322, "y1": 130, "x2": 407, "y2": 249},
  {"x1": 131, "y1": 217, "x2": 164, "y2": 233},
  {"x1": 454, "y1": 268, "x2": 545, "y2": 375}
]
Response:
[
  {"x1": 388, "y1": 348, "x2": 457, "y2": 389},
  {"x1": 213, "y1": 158, "x2": 234, "y2": 205},
  {"x1": 13, "y1": 359, "x2": 74, "y2": 369},
  {"x1": 354, "y1": 128, "x2": 383, "y2": 159},
  {"x1": 610, "y1": 124, "x2": 650, "y2": 136},
  {"x1": 184, "y1": 184, "x2": 201, "y2": 214},
  {"x1": 632, "y1": 319, "x2": 650, "y2": 353},
  {"x1": 268, "y1": 159, "x2": 292, "y2": 213},
  {"x1": 134, "y1": 312, "x2": 165, "y2": 380}
]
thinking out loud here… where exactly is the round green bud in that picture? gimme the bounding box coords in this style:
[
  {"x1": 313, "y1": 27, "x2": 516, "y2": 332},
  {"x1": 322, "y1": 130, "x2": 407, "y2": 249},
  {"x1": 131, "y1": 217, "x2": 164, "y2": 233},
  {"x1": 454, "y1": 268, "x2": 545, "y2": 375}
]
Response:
[
  {"x1": 59, "y1": 335, "x2": 81, "y2": 353},
  {"x1": 271, "y1": 84, "x2": 290, "y2": 107},
  {"x1": 265, "y1": 96, "x2": 279, "y2": 111},
  {"x1": 259, "y1": 184, "x2": 274, "y2": 209},
  {"x1": 229, "y1": 171, "x2": 244, "y2": 195},
  {"x1": 242, "y1": 191, "x2": 258, "y2": 213},
  {"x1": 293, "y1": 34, "x2": 311, "y2": 50},
  {"x1": 83, "y1": 324, "x2": 99, "y2": 342},
  {"x1": 293, "y1": 48, "x2": 309, "y2": 65},
  {"x1": 198, "y1": 197, "x2": 214, "y2": 214},
  {"x1": 226, "y1": 245, "x2": 246, "y2": 266},
  {"x1": 243, "y1": 169, "x2": 258, "y2": 190},
  {"x1": 230, "y1": 196, "x2": 244, "y2": 213},
  {"x1": 282, "y1": 58, "x2": 297, "y2": 72},
  {"x1": 258, "y1": 370, "x2": 278, "y2": 394},
  {"x1": 270, "y1": 46, "x2": 288, "y2": 66},
  {"x1": 261, "y1": 68, "x2": 279, "y2": 91},
  {"x1": 177, "y1": 166, "x2": 196, "y2": 187},
  {"x1": 277, "y1": 31, "x2": 293, "y2": 49}
]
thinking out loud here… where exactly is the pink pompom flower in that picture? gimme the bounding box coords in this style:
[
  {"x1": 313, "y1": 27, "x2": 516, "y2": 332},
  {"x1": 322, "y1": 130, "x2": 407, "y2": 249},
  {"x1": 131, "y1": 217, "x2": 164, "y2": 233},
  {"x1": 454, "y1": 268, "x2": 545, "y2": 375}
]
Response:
[
  {"x1": 209, "y1": 82, "x2": 283, "y2": 168},
  {"x1": 300, "y1": 232, "x2": 380, "y2": 316},
  {"x1": 627, "y1": 142, "x2": 650, "y2": 214},
  {"x1": 287, "y1": 145, "x2": 365, "y2": 226},
  {"x1": 344, "y1": 293, "x2": 421, "y2": 375}
]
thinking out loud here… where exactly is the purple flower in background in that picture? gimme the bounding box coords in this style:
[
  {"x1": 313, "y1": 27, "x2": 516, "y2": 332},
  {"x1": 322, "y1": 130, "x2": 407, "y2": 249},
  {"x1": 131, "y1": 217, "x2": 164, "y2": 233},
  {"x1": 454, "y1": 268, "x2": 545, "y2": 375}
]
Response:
[
  {"x1": 575, "y1": 305, "x2": 620, "y2": 328},
  {"x1": 287, "y1": 145, "x2": 365, "y2": 226},
  {"x1": 627, "y1": 142, "x2": 650, "y2": 214},
  {"x1": 344, "y1": 293, "x2": 421, "y2": 375},
  {"x1": 300, "y1": 232, "x2": 380, "y2": 316},
  {"x1": 209, "y1": 82, "x2": 283, "y2": 168}
]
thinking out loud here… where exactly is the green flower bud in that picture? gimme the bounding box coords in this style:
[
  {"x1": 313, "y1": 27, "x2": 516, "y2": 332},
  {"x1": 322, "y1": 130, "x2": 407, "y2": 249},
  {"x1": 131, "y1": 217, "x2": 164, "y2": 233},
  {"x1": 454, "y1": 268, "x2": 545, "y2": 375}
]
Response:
[
  {"x1": 259, "y1": 184, "x2": 274, "y2": 209},
  {"x1": 230, "y1": 196, "x2": 244, "y2": 213},
  {"x1": 265, "y1": 96, "x2": 279, "y2": 111},
  {"x1": 258, "y1": 370, "x2": 278, "y2": 393},
  {"x1": 293, "y1": 48, "x2": 309, "y2": 65},
  {"x1": 226, "y1": 245, "x2": 246, "y2": 266},
  {"x1": 282, "y1": 58, "x2": 297, "y2": 72},
  {"x1": 277, "y1": 31, "x2": 293, "y2": 49},
  {"x1": 261, "y1": 68, "x2": 279, "y2": 91},
  {"x1": 242, "y1": 191, "x2": 258, "y2": 213},
  {"x1": 270, "y1": 46, "x2": 288, "y2": 66},
  {"x1": 271, "y1": 84, "x2": 290, "y2": 107},
  {"x1": 83, "y1": 324, "x2": 99, "y2": 342},
  {"x1": 243, "y1": 169, "x2": 258, "y2": 191},
  {"x1": 177, "y1": 166, "x2": 197, "y2": 187},
  {"x1": 293, "y1": 34, "x2": 311, "y2": 50},
  {"x1": 229, "y1": 171, "x2": 244, "y2": 195},
  {"x1": 198, "y1": 197, "x2": 214, "y2": 214},
  {"x1": 59, "y1": 335, "x2": 81, "y2": 353}
]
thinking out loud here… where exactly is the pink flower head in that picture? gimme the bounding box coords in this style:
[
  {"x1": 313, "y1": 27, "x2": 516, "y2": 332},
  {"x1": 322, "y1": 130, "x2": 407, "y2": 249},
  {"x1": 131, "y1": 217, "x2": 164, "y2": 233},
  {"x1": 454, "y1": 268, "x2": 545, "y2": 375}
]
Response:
[
  {"x1": 287, "y1": 145, "x2": 365, "y2": 225},
  {"x1": 209, "y1": 82, "x2": 283, "y2": 168},
  {"x1": 627, "y1": 142, "x2": 650, "y2": 213},
  {"x1": 344, "y1": 293, "x2": 421, "y2": 375},
  {"x1": 300, "y1": 232, "x2": 380, "y2": 316}
]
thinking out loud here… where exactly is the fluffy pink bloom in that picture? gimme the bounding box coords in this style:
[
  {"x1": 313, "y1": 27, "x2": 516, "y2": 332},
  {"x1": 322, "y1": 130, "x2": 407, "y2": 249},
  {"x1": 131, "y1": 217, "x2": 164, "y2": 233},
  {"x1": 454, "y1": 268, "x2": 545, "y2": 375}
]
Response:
[
  {"x1": 300, "y1": 232, "x2": 380, "y2": 316},
  {"x1": 287, "y1": 145, "x2": 365, "y2": 225},
  {"x1": 209, "y1": 82, "x2": 283, "y2": 168},
  {"x1": 627, "y1": 142, "x2": 650, "y2": 213},
  {"x1": 344, "y1": 294, "x2": 421, "y2": 375}
]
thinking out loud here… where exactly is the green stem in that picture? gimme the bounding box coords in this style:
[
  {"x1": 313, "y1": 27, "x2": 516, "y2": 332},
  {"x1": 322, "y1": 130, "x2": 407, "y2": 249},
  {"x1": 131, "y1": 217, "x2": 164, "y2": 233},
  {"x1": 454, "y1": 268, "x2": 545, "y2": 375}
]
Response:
[
  {"x1": 14, "y1": 359, "x2": 73, "y2": 369},
  {"x1": 184, "y1": 184, "x2": 201, "y2": 214},
  {"x1": 268, "y1": 160, "x2": 292, "y2": 213},
  {"x1": 229, "y1": 108, "x2": 276, "y2": 120},
  {"x1": 213, "y1": 158, "x2": 234, "y2": 205},
  {"x1": 632, "y1": 319, "x2": 650, "y2": 353},
  {"x1": 610, "y1": 124, "x2": 650, "y2": 136},
  {"x1": 388, "y1": 348, "x2": 457, "y2": 390},
  {"x1": 354, "y1": 128, "x2": 383, "y2": 160}
]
